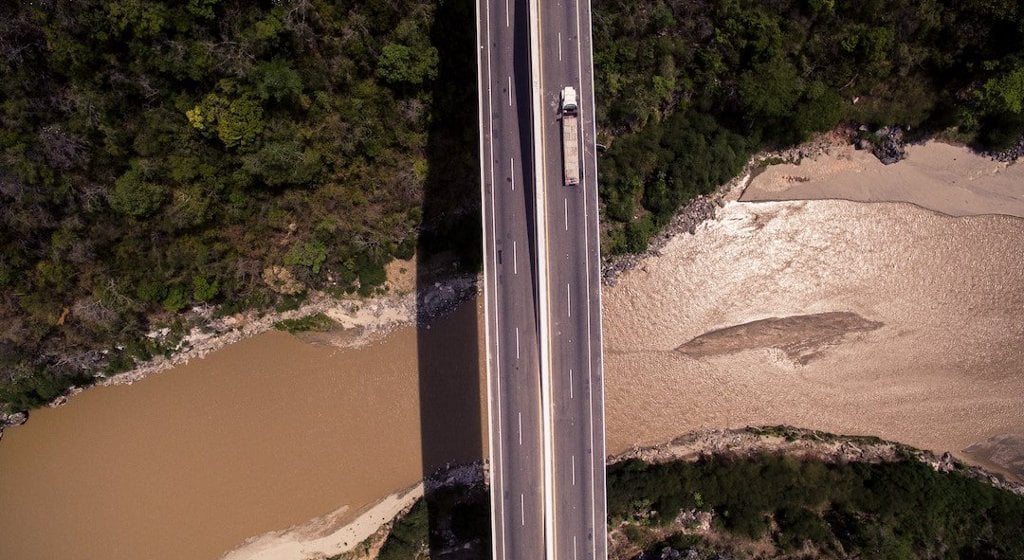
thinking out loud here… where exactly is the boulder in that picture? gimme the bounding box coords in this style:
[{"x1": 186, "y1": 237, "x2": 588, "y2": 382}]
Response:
[
  {"x1": 0, "y1": 411, "x2": 28, "y2": 427},
  {"x1": 870, "y1": 127, "x2": 906, "y2": 164}
]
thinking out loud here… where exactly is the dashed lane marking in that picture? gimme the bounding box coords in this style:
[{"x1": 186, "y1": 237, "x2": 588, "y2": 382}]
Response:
[
  {"x1": 515, "y1": 326, "x2": 520, "y2": 359},
  {"x1": 513, "y1": 240, "x2": 518, "y2": 275}
]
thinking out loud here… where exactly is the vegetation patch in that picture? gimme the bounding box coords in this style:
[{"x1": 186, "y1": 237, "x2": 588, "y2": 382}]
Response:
[
  {"x1": 272, "y1": 312, "x2": 336, "y2": 334},
  {"x1": 608, "y1": 453, "x2": 1024, "y2": 559},
  {"x1": 374, "y1": 431, "x2": 1024, "y2": 559}
]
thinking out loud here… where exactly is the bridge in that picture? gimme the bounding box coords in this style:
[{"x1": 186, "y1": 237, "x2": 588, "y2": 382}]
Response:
[{"x1": 477, "y1": 0, "x2": 607, "y2": 557}]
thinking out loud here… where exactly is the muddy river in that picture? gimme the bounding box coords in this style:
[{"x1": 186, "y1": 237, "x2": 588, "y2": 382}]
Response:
[
  {"x1": 604, "y1": 199, "x2": 1024, "y2": 467},
  {"x1": 0, "y1": 303, "x2": 486, "y2": 560},
  {"x1": 1, "y1": 196, "x2": 1022, "y2": 558}
]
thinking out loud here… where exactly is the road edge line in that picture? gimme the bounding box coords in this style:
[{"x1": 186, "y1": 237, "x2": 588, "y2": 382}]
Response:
[
  {"x1": 476, "y1": 1, "x2": 506, "y2": 559},
  {"x1": 579, "y1": 0, "x2": 608, "y2": 556}
]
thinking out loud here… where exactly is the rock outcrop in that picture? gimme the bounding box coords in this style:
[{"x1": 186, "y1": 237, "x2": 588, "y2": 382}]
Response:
[
  {"x1": 0, "y1": 411, "x2": 29, "y2": 442},
  {"x1": 856, "y1": 125, "x2": 908, "y2": 164}
]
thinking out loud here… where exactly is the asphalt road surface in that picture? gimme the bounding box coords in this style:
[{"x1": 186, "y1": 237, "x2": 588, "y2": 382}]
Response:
[
  {"x1": 535, "y1": 0, "x2": 609, "y2": 558},
  {"x1": 477, "y1": 0, "x2": 548, "y2": 558}
]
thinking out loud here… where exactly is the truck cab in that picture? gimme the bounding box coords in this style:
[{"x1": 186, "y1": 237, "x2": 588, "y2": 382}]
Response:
[{"x1": 561, "y1": 86, "x2": 578, "y2": 115}]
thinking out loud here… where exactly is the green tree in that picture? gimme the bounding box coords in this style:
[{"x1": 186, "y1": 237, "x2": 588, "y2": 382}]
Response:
[
  {"x1": 107, "y1": 0, "x2": 168, "y2": 38},
  {"x1": 187, "y1": 93, "x2": 264, "y2": 149},
  {"x1": 192, "y1": 277, "x2": 219, "y2": 302},
  {"x1": 243, "y1": 141, "x2": 319, "y2": 186},
  {"x1": 978, "y1": 66, "x2": 1024, "y2": 115},
  {"x1": 377, "y1": 43, "x2": 439, "y2": 86},
  {"x1": 738, "y1": 58, "x2": 804, "y2": 119},
  {"x1": 108, "y1": 167, "x2": 167, "y2": 217},
  {"x1": 162, "y1": 286, "x2": 187, "y2": 312},
  {"x1": 217, "y1": 97, "x2": 264, "y2": 149},
  {"x1": 253, "y1": 59, "x2": 303, "y2": 103},
  {"x1": 187, "y1": 0, "x2": 219, "y2": 20},
  {"x1": 794, "y1": 82, "x2": 843, "y2": 138},
  {"x1": 285, "y1": 240, "x2": 328, "y2": 274}
]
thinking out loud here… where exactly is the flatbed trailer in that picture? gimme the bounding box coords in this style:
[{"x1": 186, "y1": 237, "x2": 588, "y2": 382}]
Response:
[{"x1": 561, "y1": 87, "x2": 580, "y2": 186}]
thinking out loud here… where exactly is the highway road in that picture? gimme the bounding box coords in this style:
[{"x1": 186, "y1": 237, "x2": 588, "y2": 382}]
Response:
[
  {"x1": 477, "y1": 0, "x2": 548, "y2": 559},
  {"x1": 534, "y1": 0, "x2": 608, "y2": 559}
]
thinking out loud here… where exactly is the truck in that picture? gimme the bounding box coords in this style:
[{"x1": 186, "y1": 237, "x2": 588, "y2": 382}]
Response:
[{"x1": 560, "y1": 86, "x2": 580, "y2": 186}]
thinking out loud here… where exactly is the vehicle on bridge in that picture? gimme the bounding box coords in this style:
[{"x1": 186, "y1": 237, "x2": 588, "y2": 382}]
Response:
[{"x1": 560, "y1": 86, "x2": 580, "y2": 186}]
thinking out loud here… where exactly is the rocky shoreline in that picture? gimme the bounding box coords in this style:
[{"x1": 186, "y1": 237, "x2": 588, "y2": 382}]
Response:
[
  {"x1": 600, "y1": 179, "x2": 736, "y2": 287},
  {"x1": 103, "y1": 273, "x2": 477, "y2": 388},
  {"x1": 357, "y1": 426, "x2": 1024, "y2": 560},
  {"x1": 612, "y1": 426, "x2": 1024, "y2": 497},
  {"x1": 600, "y1": 126, "x2": 1023, "y2": 286},
  {"x1": 0, "y1": 271, "x2": 478, "y2": 441},
  {"x1": 600, "y1": 130, "x2": 855, "y2": 286}
]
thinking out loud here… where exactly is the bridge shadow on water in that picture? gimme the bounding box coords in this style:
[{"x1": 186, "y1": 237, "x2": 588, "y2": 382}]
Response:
[{"x1": 416, "y1": 0, "x2": 490, "y2": 557}]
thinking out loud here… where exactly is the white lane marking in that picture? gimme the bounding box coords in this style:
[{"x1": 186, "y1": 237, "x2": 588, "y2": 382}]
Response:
[
  {"x1": 567, "y1": 283, "x2": 572, "y2": 317},
  {"x1": 515, "y1": 327, "x2": 520, "y2": 359},
  {"x1": 510, "y1": 157, "x2": 515, "y2": 191},
  {"x1": 572, "y1": 454, "x2": 576, "y2": 485},
  {"x1": 520, "y1": 493, "x2": 526, "y2": 526},
  {"x1": 505, "y1": 0, "x2": 510, "y2": 27},
  {"x1": 558, "y1": 32, "x2": 562, "y2": 61},
  {"x1": 573, "y1": 536, "x2": 578, "y2": 560},
  {"x1": 507, "y1": 75, "x2": 512, "y2": 106},
  {"x1": 569, "y1": 368, "x2": 574, "y2": 399},
  {"x1": 518, "y1": 412, "x2": 523, "y2": 445},
  {"x1": 513, "y1": 240, "x2": 518, "y2": 275},
  {"x1": 564, "y1": 197, "x2": 569, "y2": 230}
]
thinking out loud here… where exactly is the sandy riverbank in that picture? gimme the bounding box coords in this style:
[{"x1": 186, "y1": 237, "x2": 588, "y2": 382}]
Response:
[
  {"x1": 219, "y1": 482, "x2": 424, "y2": 560},
  {"x1": 741, "y1": 140, "x2": 1024, "y2": 217}
]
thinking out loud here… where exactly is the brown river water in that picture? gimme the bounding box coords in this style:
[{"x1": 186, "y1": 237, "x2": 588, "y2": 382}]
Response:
[
  {"x1": 1, "y1": 197, "x2": 1023, "y2": 559},
  {"x1": 0, "y1": 303, "x2": 486, "y2": 560},
  {"x1": 603, "y1": 199, "x2": 1024, "y2": 463}
]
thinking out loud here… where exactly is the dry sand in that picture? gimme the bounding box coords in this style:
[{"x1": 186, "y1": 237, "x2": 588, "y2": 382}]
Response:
[
  {"x1": 741, "y1": 140, "x2": 1024, "y2": 217},
  {"x1": 220, "y1": 483, "x2": 424, "y2": 560}
]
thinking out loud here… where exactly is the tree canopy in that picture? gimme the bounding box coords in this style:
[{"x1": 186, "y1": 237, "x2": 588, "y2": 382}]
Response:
[{"x1": 0, "y1": 0, "x2": 451, "y2": 410}]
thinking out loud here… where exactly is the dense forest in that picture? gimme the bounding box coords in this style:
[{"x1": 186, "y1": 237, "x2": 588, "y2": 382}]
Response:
[
  {"x1": 2, "y1": 0, "x2": 1023, "y2": 412},
  {"x1": 367, "y1": 453, "x2": 1024, "y2": 559},
  {"x1": 607, "y1": 454, "x2": 1024, "y2": 558}
]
